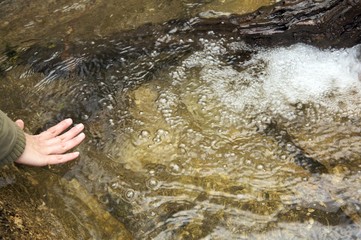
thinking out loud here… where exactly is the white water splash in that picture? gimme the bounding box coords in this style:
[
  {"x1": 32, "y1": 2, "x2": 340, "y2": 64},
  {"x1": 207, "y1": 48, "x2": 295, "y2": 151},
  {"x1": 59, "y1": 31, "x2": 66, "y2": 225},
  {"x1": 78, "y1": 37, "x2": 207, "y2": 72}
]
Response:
[{"x1": 176, "y1": 41, "x2": 361, "y2": 119}]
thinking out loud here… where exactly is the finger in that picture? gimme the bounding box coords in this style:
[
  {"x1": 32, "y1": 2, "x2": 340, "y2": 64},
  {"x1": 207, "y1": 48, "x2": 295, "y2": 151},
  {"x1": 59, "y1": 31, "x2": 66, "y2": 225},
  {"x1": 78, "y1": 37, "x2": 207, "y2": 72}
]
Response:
[
  {"x1": 45, "y1": 132, "x2": 85, "y2": 154},
  {"x1": 46, "y1": 123, "x2": 84, "y2": 145},
  {"x1": 15, "y1": 119, "x2": 25, "y2": 130},
  {"x1": 41, "y1": 118, "x2": 73, "y2": 140},
  {"x1": 46, "y1": 152, "x2": 80, "y2": 165}
]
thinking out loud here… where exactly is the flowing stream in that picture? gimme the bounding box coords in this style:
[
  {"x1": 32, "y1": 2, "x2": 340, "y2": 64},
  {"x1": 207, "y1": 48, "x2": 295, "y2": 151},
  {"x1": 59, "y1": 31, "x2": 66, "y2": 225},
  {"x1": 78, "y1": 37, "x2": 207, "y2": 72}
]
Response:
[{"x1": 1, "y1": 0, "x2": 361, "y2": 239}]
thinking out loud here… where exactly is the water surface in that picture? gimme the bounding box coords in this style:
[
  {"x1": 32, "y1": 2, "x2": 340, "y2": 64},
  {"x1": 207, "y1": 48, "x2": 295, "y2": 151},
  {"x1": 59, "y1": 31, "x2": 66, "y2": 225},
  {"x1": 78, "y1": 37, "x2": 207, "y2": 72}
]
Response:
[{"x1": 1, "y1": 0, "x2": 361, "y2": 239}]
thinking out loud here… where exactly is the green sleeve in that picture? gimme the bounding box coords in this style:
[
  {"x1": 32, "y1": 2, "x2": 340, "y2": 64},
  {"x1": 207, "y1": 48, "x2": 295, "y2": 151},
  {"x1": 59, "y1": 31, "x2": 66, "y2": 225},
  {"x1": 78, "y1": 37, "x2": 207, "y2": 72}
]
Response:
[{"x1": 0, "y1": 110, "x2": 26, "y2": 165}]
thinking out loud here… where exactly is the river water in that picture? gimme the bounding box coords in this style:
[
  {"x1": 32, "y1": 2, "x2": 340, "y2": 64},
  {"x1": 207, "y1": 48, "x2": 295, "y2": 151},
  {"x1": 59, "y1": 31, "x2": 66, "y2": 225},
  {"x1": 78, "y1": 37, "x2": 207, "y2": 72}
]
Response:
[{"x1": 1, "y1": 0, "x2": 361, "y2": 239}]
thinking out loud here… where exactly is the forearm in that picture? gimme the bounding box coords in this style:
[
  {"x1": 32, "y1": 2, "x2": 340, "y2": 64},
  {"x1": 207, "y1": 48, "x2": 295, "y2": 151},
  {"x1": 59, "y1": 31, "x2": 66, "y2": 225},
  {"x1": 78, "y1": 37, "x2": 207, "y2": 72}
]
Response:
[{"x1": 0, "y1": 110, "x2": 26, "y2": 165}]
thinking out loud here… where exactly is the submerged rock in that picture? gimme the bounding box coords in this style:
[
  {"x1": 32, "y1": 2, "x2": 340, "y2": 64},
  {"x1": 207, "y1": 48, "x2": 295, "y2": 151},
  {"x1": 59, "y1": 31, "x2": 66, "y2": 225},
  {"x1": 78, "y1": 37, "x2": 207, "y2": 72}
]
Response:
[{"x1": 1, "y1": 0, "x2": 361, "y2": 238}]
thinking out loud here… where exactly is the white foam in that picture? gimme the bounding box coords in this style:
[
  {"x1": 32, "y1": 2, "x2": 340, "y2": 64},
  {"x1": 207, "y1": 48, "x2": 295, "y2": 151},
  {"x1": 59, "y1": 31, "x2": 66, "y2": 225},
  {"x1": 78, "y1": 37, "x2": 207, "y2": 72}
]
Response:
[
  {"x1": 261, "y1": 44, "x2": 361, "y2": 104},
  {"x1": 179, "y1": 42, "x2": 361, "y2": 118}
]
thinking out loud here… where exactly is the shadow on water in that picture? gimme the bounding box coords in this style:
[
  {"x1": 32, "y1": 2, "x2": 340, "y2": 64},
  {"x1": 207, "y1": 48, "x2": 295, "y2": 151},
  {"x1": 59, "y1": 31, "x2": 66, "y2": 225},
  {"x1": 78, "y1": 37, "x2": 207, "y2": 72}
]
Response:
[{"x1": 1, "y1": 0, "x2": 361, "y2": 239}]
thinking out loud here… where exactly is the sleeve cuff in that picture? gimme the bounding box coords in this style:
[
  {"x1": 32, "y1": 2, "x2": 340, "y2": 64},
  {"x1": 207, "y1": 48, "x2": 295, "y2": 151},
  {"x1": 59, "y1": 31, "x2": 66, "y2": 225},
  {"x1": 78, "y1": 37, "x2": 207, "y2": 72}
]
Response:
[{"x1": 2, "y1": 125, "x2": 26, "y2": 165}]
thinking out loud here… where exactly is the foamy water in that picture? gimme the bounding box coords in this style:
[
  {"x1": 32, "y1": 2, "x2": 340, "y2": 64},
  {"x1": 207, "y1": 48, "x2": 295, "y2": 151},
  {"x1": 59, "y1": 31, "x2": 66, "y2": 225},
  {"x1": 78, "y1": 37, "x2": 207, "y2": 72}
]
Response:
[{"x1": 175, "y1": 41, "x2": 361, "y2": 120}]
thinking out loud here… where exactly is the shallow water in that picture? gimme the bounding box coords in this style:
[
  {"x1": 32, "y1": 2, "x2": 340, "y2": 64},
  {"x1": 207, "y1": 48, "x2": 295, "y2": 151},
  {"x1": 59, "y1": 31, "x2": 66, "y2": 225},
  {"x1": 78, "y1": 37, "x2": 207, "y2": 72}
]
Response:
[
  {"x1": 1, "y1": 0, "x2": 361, "y2": 239},
  {"x1": 102, "y1": 42, "x2": 361, "y2": 239}
]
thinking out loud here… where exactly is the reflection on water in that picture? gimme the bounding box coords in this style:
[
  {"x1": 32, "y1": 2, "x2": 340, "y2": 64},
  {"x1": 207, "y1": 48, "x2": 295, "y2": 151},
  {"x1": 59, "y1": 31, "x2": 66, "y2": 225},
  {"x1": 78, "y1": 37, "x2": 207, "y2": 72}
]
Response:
[{"x1": 1, "y1": 0, "x2": 361, "y2": 239}]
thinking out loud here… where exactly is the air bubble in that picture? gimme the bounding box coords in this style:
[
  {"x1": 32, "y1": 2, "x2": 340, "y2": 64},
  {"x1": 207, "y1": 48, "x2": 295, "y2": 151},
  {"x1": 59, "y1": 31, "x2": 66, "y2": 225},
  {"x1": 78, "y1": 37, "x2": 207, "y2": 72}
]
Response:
[
  {"x1": 125, "y1": 189, "x2": 135, "y2": 200},
  {"x1": 146, "y1": 178, "x2": 159, "y2": 189},
  {"x1": 140, "y1": 130, "x2": 150, "y2": 138},
  {"x1": 158, "y1": 98, "x2": 167, "y2": 104},
  {"x1": 256, "y1": 164, "x2": 264, "y2": 170},
  {"x1": 111, "y1": 182, "x2": 120, "y2": 189},
  {"x1": 286, "y1": 143, "x2": 296, "y2": 152},
  {"x1": 169, "y1": 163, "x2": 181, "y2": 173}
]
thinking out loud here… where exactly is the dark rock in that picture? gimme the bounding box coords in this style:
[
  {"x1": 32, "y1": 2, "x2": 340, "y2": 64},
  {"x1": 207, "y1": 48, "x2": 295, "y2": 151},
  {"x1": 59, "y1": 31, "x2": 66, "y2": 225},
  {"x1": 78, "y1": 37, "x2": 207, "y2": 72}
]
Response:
[{"x1": 188, "y1": 0, "x2": 361, "y2": 48}]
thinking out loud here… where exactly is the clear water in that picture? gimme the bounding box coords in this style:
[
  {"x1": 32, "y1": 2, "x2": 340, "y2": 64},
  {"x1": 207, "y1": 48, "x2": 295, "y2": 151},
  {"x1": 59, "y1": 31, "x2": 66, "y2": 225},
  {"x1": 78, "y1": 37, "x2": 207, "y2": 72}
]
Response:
[
  {"x1": 104, "y1": 41, "x2": 361, "y2": 239},
  {"x1": 1, "y1": 0, "x2": 361, "y2": 239}
]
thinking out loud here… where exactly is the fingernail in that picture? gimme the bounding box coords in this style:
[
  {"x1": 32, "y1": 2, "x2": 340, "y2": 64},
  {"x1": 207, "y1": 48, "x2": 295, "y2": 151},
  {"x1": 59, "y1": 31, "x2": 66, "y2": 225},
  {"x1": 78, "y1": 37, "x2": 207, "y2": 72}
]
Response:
[
  {"x1": 76, "y1": 123, "x2": 84, "y2": 129},
  {"x1": 65, "y1": 118, "x2": 73, "y2": 124}
]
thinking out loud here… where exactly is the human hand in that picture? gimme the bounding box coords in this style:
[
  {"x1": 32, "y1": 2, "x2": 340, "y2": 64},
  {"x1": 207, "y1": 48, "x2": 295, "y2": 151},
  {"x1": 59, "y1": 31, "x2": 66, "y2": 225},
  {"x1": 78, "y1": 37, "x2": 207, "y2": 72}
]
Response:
[{"x1": 14, "y1": 118, "x2": 85, "y2": 166}]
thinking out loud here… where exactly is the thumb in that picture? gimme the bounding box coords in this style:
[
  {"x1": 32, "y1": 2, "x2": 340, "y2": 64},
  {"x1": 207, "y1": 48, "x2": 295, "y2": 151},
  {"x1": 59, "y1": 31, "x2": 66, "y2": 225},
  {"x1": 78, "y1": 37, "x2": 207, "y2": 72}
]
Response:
[{"x1": 15, "y1": 119, "x2": 25, "y2": 130}]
